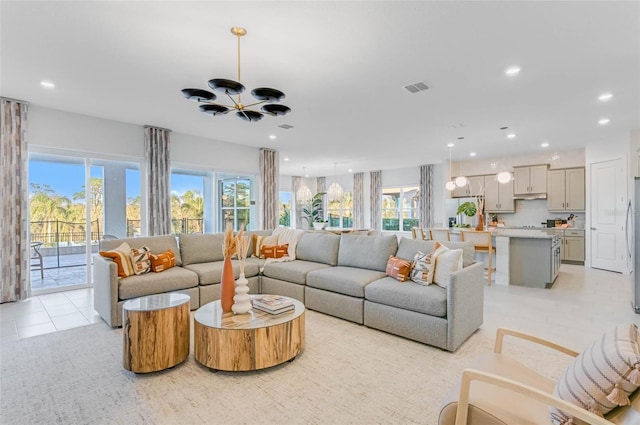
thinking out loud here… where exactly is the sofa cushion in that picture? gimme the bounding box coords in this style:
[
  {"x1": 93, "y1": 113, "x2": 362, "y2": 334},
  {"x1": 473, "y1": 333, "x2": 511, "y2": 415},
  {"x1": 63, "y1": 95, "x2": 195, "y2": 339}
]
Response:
[
  {"x1": 396, "y1": 237, "x2": 475, "y2": 268},
  {"x1": 365, "y1": 277, "x2": 447, "y2": 317},
  {"x1": 118, "y1": 266, "x2": 198, "y2": 300},
  {"x1": 296, "y1": 232, "x2": 341, "y2": 265},
  {"x1": 306, "y1": 266, "x2": 387, "y2": 298},
  {"x1": 179, "y1": 233, "x2": 225, "y2": 265},
  {"x1": 101, "y1": 235, "x2": 183, "y2": 266},
  {"x1": 183, "y1": 260, "x2": 260, "y2": 285},
  {"x1": 433, "y1": 246, "x2": 464, "y2": 288},
  {"x1": 550, "y1": 323, "x2": 640, "y2": 424},
  {"x1": 263, "y1": 260, "x2": 333, "y2": 285},
  {"x1": 338, "y1": 234, "x2": 398, "y2": 272}
]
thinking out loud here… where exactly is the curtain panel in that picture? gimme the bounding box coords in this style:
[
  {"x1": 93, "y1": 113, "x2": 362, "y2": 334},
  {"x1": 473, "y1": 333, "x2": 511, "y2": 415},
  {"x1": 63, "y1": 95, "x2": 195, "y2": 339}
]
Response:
[
  {"x1": 353, "y1": 172, "x2": 365, "y2": 229},
  {"x1": 420, "y1": 164, "x2": 435, "y2": 228},
  {"x1": 370, "y1": 170, "x2": 382, "y2": 231},
  {"x1": 1, "y1": 98, "x2": 30, "y2": 302},
  {"x1": 144, "y1": 126, "x2": 172, "y2": 236},
  {"x1": 260, "y1": 148, "x2": 278, "y2": 230},
  {"x1": 292, "y1": 176, "x2": 302, "y2": 229},
  {"x1": 316, "y1": 177, "x2": 326, "y2": 194}
]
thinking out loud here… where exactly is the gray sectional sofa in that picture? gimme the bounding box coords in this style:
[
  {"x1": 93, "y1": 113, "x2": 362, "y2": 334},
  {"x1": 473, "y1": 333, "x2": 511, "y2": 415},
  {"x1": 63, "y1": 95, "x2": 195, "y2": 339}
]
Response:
[{"x1": 94, "y1": 230, "x2": 484, "y2": 351}]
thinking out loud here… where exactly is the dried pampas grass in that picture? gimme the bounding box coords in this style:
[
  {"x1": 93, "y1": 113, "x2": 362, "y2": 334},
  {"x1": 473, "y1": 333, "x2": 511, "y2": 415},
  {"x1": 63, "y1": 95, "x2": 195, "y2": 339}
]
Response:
[
  {"x1": 235, "y1": 225, "x2": 250, "y2": 275},
  {"x1": 223, "y1": 223, "x2": 237, "y2": 258}
]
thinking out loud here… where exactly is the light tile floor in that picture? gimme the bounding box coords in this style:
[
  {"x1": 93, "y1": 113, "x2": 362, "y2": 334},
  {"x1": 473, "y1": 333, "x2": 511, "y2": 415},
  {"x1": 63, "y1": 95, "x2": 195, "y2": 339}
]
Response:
[{"x1": 2, "y1": 264, "x2": 639, "y2": 350}]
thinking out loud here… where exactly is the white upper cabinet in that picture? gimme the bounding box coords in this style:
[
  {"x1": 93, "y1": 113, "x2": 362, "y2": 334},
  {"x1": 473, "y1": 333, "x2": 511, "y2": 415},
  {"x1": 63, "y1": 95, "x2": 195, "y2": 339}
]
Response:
[
  {"x1": 450, "y1": 176, "x2": 484, "y2": 198},
  {"x1": 484, "y1": 175, "x2": 515, "y2": 212},
  {"x1": 513, "y1": 165, "x2": 548, "y2": 195},
  {"x1": 548, "y1": 168, "x2": 585, "y2": 211}
]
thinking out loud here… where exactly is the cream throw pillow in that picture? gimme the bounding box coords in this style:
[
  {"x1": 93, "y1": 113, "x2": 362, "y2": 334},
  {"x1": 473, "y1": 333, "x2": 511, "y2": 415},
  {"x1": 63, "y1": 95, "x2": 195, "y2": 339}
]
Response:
[
  {"x1": 550, "y1": 323, "x2": 640, "y2": 424},
  {"x1": 433, "y1": 244, "x2": 463, "y2": 288}
]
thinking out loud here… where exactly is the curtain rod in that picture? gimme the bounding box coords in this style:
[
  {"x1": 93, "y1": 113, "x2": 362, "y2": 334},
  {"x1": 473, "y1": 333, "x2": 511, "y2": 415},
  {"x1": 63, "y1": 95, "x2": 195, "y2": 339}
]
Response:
[{"x1": 144, "y1": 125, "x2": 172, "y2": 132}]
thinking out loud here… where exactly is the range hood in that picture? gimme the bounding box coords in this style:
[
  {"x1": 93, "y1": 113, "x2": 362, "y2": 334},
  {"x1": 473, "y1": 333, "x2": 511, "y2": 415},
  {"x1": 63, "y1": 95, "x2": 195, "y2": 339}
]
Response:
[{"x1": 513, "y1": 193, "x2": 547, "y2": 200}]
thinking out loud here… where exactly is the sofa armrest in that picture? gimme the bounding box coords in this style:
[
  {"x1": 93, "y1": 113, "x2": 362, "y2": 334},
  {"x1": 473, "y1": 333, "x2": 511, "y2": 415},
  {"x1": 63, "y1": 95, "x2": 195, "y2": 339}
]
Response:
[
  {"x1": 93, "y1": 254, "x2": 120, "y2": 327},
  {"x1": 446, "y1": 261, "x2": 485, "y2": 351}
]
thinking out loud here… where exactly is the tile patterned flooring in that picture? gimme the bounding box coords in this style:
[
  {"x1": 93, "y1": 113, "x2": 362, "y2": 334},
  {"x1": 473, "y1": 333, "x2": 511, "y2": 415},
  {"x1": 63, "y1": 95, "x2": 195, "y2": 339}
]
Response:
[{"x1": 2, "y1": 264, "x2": 639, "y2": 351}]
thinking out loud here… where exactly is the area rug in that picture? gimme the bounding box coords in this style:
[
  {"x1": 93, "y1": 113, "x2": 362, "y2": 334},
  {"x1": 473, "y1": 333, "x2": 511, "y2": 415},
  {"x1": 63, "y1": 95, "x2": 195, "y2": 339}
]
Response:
[{"x1": 0, "y1": 311, "x2": 570, "y2": 425}]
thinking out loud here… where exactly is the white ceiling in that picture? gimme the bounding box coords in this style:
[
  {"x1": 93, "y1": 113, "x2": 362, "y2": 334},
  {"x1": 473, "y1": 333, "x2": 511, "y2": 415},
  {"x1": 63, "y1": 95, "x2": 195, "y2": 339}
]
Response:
[{"x1": 2, "y1": 1, "x2": 639, "y2": 177}]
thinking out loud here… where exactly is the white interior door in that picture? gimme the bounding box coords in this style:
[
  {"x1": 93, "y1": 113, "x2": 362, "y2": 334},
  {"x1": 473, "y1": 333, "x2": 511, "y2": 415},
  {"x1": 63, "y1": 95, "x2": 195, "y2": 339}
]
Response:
[{"x1": 591, "y1": 158, "x2": 627, "y2": 272}]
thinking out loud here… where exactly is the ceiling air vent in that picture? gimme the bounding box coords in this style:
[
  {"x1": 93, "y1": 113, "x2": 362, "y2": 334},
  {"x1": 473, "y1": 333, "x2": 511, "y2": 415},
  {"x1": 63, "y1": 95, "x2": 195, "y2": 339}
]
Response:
[
  {"x1": 278, "y1": 124, "x2": 294, "y2": 129},
  {"x1": 403, "y1": 81, "x2": 430, "y2": 94}
]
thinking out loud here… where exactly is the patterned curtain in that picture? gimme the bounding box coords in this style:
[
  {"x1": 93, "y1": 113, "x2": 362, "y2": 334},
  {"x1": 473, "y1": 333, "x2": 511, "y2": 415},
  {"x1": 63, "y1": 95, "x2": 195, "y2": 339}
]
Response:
[
  {"x1": 292, "y1": 176, "x2": 302, "y2": 229},
  {"x1": 420, "y1": 164, "x2": 435, "y2": 228},
  {"x1": 144, "y1": 126, "x2": 171, "y2": 236},
  {"x1": 370, "y1": 170, "x2": 382, "y2": 231},
  {"x1": 353, "y1": 172, "x2": 365, "y2": 229},
  {"x1": 260, "y1": 148, "x2": 278, "y2": 230},
  {"x1": 1, "y1": 98, "x2": 30, "y2": 302}
]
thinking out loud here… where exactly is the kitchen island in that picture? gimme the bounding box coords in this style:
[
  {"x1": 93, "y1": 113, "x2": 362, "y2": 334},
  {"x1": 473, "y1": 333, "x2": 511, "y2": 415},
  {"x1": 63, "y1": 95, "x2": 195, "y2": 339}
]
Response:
[{"x1": 493, "y1": 228, "x2": 562, "y2": 288}]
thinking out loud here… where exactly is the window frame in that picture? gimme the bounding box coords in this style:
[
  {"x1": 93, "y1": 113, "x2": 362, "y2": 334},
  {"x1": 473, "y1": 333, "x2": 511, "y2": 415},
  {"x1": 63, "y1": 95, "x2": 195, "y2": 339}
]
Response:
[{"x1": 381, "y1": 185, "x2": 420, "y2": 232}]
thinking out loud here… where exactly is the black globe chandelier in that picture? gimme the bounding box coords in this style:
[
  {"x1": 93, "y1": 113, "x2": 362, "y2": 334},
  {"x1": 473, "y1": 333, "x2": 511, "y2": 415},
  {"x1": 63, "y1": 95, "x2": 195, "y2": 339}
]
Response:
[{"x1": 181, "y1": 27, "x2": 291, "y2": 122}]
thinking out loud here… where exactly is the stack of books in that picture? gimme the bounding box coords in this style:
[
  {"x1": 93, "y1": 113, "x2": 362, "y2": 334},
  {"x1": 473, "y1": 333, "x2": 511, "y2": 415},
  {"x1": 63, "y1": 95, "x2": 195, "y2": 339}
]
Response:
[{"x1": 252, "y1": 295, "x2": 295, "y2": 314}]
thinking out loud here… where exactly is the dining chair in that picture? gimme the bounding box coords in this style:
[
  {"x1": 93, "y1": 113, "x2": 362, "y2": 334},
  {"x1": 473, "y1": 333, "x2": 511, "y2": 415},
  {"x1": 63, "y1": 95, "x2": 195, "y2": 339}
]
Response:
[
  {"x1": 460, "y1": 230, "x2": 494, "y2": 285},
  {"x1": 30, "y1": 241, "x2": 44, "y2": 279},
  {"x1": 429, "y1": 228, "x2": 451, "y2": 242},
  {"x1": 411, "y1": 227, "x2": 426, "y2": 240}
]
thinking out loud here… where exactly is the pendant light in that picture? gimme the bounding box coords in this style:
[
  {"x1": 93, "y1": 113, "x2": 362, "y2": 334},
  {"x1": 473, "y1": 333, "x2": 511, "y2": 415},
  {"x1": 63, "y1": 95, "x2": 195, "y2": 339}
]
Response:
[
  {"x1": 445, "y1": 146, "x2": 456, "y2": 191},
  {"x1": 327, "y1": 162, "x2": 344, "y2": 202},
  {"x1": 297, "y1": 167, "x2": 312, "y2": 203}
]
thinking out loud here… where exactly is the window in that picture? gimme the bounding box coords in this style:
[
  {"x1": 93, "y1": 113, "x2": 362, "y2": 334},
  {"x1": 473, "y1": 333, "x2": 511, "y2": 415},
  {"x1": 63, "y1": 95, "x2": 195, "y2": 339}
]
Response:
[
  {"x1": 171, "y1": 170, "x2": 205, "y2": 234},
  {"x1": 327, "y1": 192, "x2": 353, "y2": 228},
  {"x1": 382, "y1": 186, "x2": 419, "y2": 231},
  {"x1": 279, "y1": 191, "x2": 292, "y2": 227},
  {"x1": 219, "y1": 177, "x2": 252, "y2": 231}
]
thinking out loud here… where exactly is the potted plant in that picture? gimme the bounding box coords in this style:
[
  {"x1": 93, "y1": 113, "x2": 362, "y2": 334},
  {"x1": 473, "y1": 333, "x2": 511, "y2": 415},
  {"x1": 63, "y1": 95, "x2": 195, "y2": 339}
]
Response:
[
  {"x1": 302, "y1": 192, "x2": 327, "y2": 230},
  {"x1": 456, "y1": 201, "x2": 477, "y2": 228}
]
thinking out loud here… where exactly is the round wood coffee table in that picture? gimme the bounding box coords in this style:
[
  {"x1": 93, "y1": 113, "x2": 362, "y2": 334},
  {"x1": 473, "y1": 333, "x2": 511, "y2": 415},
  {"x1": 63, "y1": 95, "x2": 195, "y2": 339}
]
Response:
[
  {"x1": 122, "y1": 293, "x2": 190, "y2": 373},
  {"x1": 194, "y1": 295, "x2": 305, "y2": 371}
]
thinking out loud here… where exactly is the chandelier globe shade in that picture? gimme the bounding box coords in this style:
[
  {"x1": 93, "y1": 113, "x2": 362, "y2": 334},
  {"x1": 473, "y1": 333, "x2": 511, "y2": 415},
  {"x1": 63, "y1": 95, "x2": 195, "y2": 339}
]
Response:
[
  {"x1": 455, "y1": 175, "x2": 468, "y2": 187},
  {"x1": 297, "y1": 186, "x2": 313, "y2": 203},
  {"x1": 445, "y1": 181, "x2": 457, "y2": 191},
  {"x1": 496, "y1": 171, "x2": 513, "y2": 184},
  {"x1": 328, "y1": 182, "x2": 344, "y2": 202},
  {"x1": 181, "y1": 27, "x2": 291, "y2": 122}
]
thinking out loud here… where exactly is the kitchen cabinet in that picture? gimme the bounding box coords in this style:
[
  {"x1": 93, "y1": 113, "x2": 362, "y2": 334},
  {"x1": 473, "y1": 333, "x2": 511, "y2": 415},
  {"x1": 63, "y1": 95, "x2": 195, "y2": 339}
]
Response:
[
  {"x1": 547, "y1": 168, "x2": 585, "y2": 212},
  {"x1": 508, "y1": 234, "x2": 561, "y2": 288},
  {"x1": 513, "y1": 165, "x2": 548, "y2": 196},
  {"x1": 484, "y1": 175, "x2": 514, "y2": 212},
  {"x1": 562, "y1": 229, "x2": 585, "y2": 263},
  {"x1": 450, "y1": 175, "x2": 484, "y2": 198}
]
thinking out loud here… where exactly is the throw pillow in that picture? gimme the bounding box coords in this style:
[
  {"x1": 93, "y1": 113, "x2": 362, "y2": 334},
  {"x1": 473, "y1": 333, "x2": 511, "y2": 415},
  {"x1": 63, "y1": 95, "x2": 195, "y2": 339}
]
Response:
[
  {"x1": 432, "y1": 244, "x2": 463, "y2": 288},
  {"x1": 130, "y1": 245, "x2": 151, "y2": 275},
  {"x1": 386, "y1": 255, "x2": 412, "y2": 282},
  {"x1": 550, "y1": 323, "x2": 640, "y2": 424},
  {"x1": 260, "y1": 244, "x2": 289, "y2": 259},
  {"x1": 99, "y1": 242, "x2": 134, "y2": 278},
  {"x1": 253, "y1": 234, "x2": 278, "y2": 257},
  {"x1": 150, "y1": 249, "x2": 176, "y2": 273},
  {"x1": 410, "y1": 250, "x2": 436, "y2": 285}
]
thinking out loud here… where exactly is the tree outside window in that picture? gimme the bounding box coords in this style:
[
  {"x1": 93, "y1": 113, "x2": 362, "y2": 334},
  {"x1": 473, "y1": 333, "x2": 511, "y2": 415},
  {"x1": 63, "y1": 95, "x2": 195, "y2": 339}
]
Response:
[
  {"x1": 220, "y1": 178, "x2": 251, "y2": 231},
  {"x1": 279, "y1": 191, "x2": 292, "y2": 227},
  {"x1": 327, "y1": 192, "x2": 353, "y2": 228},
  {"x1": 382, "y1": 186, "x2": 419, "y2": 231},
  {"x1": 171, "y1": 171, "x2": 205, "y2": 234}
]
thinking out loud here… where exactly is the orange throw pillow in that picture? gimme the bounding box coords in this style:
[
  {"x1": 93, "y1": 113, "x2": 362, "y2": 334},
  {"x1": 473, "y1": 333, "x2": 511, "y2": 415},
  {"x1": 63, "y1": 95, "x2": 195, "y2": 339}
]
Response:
[
  {"x1": 99, "y1": 242, "x2": 134, "y2": 278},
  {"x1": 260, "y1": 244, "x2": 289, "y2": 259},
  {"x1": 150, "y1": 249, "x2": 176, "y2": 272},
  {"x1": 386, "y1": 255, "x2": 412, "y2": 282}
]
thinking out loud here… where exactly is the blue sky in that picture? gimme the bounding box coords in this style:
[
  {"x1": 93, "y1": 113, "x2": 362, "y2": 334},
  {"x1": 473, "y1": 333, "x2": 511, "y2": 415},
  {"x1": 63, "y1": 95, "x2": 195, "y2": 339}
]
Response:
[{"x1": 29, "y1": 161, "x2": 201, "y2": 200}]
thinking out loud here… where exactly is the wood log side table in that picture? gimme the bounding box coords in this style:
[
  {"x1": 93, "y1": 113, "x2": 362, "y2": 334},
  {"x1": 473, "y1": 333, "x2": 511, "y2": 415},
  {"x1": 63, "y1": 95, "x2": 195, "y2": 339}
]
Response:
[
  {"x1": 194, "y1": 295, "x2": 305, "y2": 371},
  {"x1": 122, "y1": 293, "x2": 190, "y2": 373}
]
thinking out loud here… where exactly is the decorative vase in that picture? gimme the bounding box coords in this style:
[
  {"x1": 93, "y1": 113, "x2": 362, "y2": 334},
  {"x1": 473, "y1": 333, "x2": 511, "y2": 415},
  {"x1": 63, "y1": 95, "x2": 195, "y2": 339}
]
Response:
[
  {"x1": 476, "y1": 214, "x2": 484, "y2": 231},
  {"x1": 232, "y1": 273, "x2": 252, "y2": 314},
  {"x1": 313, "y1": 222, "x2": 325, "y2": 230},
  {"x1": 220, "y1": 256, "x2": 235, "y2": 312}
]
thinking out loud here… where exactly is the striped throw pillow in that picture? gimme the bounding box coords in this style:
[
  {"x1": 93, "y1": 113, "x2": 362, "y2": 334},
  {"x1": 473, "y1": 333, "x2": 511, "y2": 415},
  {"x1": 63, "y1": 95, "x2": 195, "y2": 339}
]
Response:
[
  {"x1": 550, "y1": 323, "x2": 640, "y2": 424},
  {"x1": 130, "y1": 245, "x2": 151, "y2": 275},
  {"x1": 99, "y1": 242, "x2": 134, "y2": 278}
]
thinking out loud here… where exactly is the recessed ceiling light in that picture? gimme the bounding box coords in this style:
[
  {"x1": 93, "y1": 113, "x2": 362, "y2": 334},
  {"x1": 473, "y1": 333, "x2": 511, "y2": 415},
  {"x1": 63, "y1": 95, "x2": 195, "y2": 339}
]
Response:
[
  {"x1": 348, "y1": 169, "x2": 353, "y2": 173},
  {"x1": 507, "y1": 133, "x2": 516, "y2": 139},
  {"x1": 269, "y1": 135, "x2": 277, "y2": 140},
  {"x1": 541, "y1": 142, "x2": 549, "y2": 148},
  {"x1": 447, "y1": 143, "x2": 455, "y2": 148},
  {"x1": 40, "y1": 80, "x2": 55, "y2": 89},
  {"x1": 469, "y1": 152, "x2": 476, "y2": 157},
  {"x1": 283, "y1": 157, "x2": 289, "y2": 161},
  {"x1": 598, "y1": 118, "x2": 610, "y2": 125},
  {"x1": 505, "y1": 66, "x2": 521, "y2": 76},
  {"x1": 598, "y1": 93, "x2": 613, "y2": 101}
]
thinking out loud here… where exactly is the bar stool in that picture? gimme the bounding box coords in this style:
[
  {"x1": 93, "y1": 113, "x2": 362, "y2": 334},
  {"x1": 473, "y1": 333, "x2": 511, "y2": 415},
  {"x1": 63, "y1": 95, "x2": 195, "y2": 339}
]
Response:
[
  {"x1": 429, "y1": 228, "x2": 451, "y2": 242},
  {"x1": 30, "y1": 241, "x2": 44, "y2": 279},
  {"x1": 411, "y1": 227, "x2": 426, "y2": 240},
  {"x1": 460, "y1": 230, "x2": 495, "y2": 285}
]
